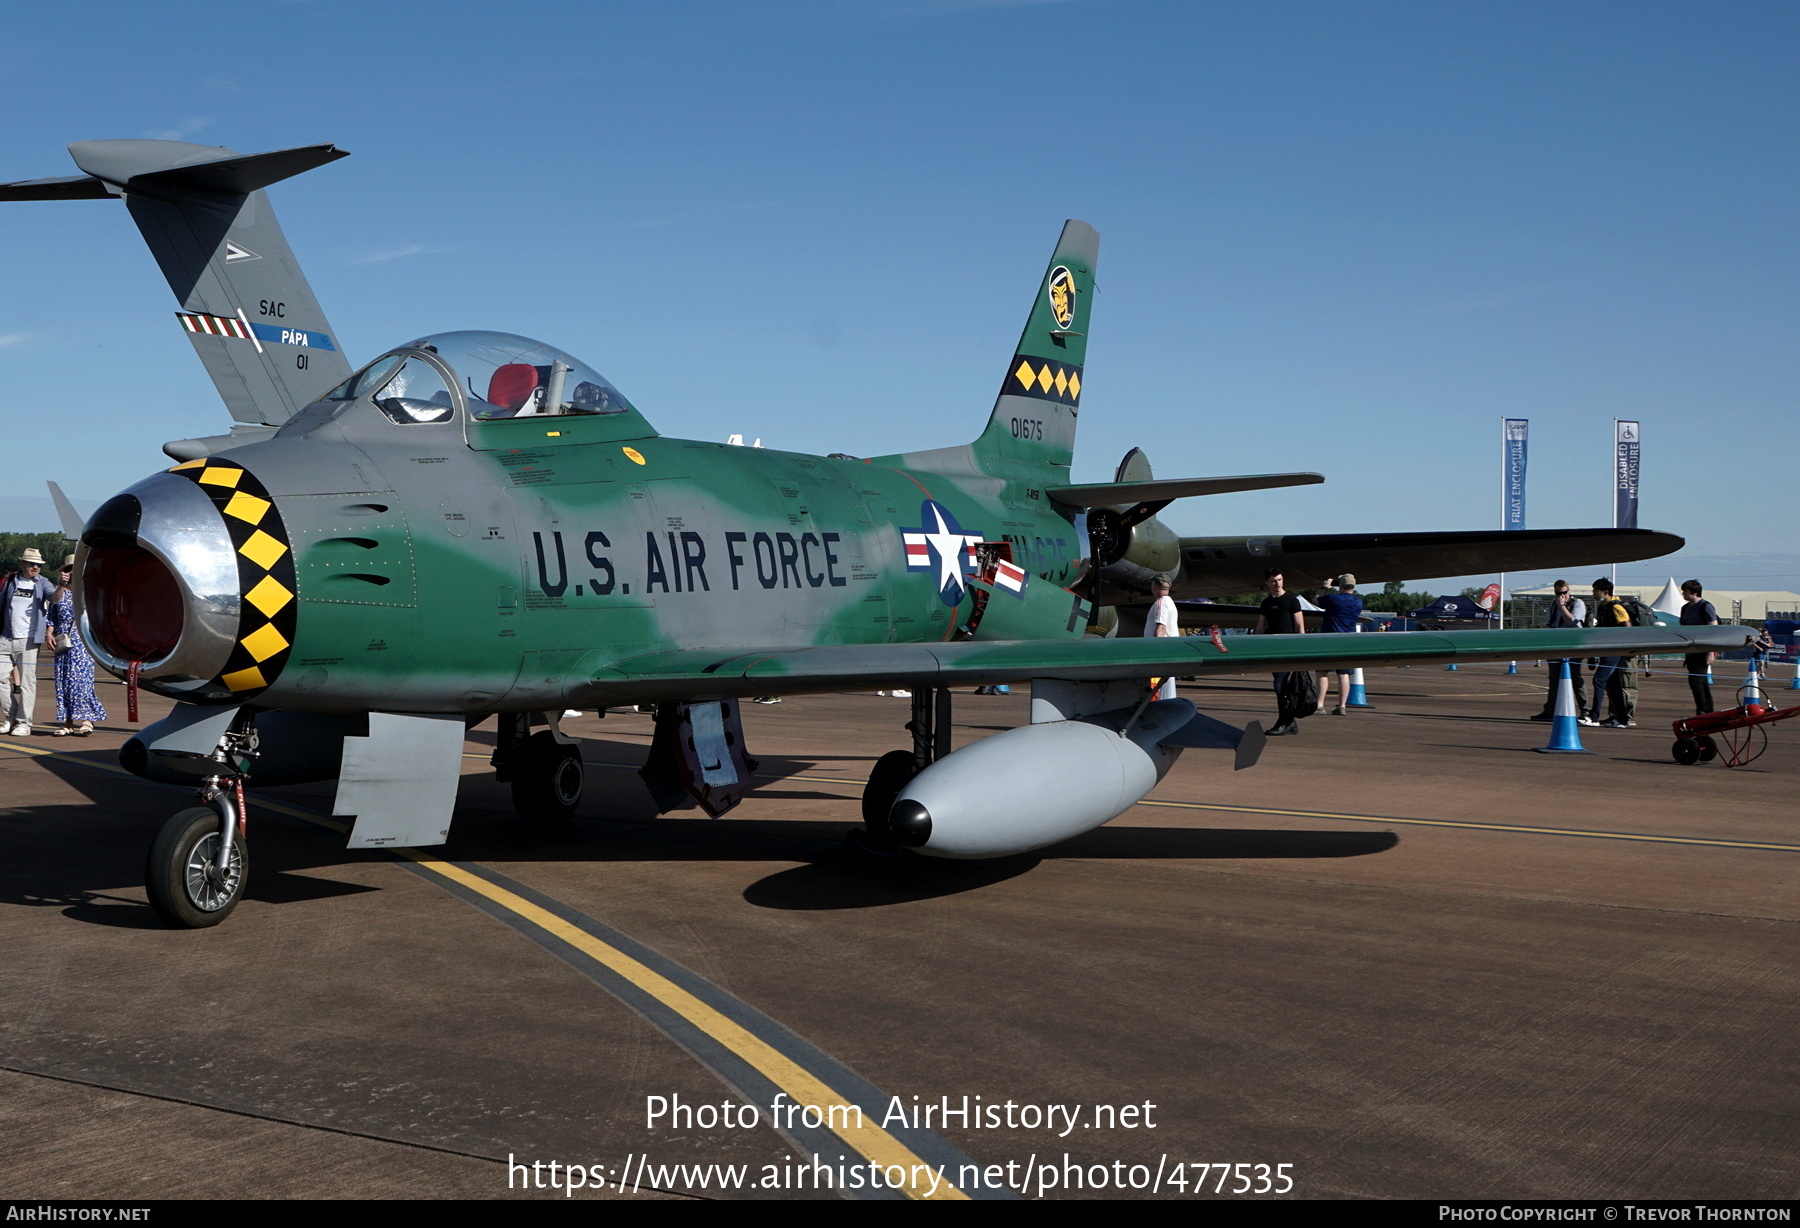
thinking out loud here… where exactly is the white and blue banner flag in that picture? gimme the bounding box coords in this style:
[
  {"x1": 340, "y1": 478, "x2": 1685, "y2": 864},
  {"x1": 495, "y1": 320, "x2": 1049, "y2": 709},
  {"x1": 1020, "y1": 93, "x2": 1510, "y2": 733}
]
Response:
[
  {"x1": 1503, "y1": 419, "x2": 1528, "y2": 530},
  {"x1": 1614, "y1": 420, "x2": 1640, "y2": 530}
]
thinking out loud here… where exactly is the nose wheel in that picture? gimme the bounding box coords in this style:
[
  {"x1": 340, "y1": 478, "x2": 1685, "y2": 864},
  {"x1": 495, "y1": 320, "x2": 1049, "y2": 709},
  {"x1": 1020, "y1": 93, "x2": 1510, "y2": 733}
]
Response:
[
  {"x1": 145, "y1": 807, "x2": 248, "y2": 928},
  {"x1": 510, "y1": 731, "x2": 584, "y2": 829}
]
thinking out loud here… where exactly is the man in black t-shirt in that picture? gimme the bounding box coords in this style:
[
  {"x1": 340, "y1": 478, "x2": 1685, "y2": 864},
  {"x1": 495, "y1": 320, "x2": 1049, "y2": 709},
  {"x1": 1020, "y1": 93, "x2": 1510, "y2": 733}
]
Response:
[
  {"x1": 1679, "y1": 580, "x2": 1720, "y2": 714},
  {"x1": 1256, "y1": 568, "x2": 1307, "y2": 735}
]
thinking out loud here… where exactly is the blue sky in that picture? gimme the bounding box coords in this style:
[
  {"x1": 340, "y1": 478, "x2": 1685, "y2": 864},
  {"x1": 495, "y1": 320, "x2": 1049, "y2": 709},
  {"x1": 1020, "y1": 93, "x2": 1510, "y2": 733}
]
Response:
[{"x1": 2, "y1": 0, "x2": 1794, "y2": 593}]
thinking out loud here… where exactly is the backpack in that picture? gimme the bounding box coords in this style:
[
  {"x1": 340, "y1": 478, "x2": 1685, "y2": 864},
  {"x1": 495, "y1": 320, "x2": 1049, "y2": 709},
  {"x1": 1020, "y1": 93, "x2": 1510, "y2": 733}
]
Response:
[
  {"x1": 1280, "y1": 670, "x2": 1319, "y2": 719},
  {"x1": 1612, "y1": 596, "x2": 1659, "y2": 627}
]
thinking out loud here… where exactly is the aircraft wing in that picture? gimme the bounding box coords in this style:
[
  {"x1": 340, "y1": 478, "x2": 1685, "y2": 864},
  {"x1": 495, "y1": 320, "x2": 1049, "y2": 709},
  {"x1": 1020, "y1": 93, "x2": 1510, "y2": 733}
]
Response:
[
  {"x1": 578, "y1": 625, "x2": 1749, "y2": 703},
  {"x1": 1175, "y1": 527, "x2": 1683, "y2": 598},
  {"x1": 1046, "y1": 472, "x2": 1323, "y2": 507}
]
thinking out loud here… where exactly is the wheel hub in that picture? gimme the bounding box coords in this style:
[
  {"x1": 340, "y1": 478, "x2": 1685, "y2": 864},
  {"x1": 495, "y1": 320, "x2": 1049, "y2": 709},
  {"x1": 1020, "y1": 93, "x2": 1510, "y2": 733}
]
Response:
[{"x1": 184, "y1": 832, "x2": 242, "y2": 912}]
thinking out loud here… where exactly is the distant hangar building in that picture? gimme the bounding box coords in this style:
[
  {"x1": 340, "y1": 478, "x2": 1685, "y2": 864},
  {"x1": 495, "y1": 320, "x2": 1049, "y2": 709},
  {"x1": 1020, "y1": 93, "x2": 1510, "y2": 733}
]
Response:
[{"x1": 1510, "y1": 583, "x2": 1800, "y2": 623}]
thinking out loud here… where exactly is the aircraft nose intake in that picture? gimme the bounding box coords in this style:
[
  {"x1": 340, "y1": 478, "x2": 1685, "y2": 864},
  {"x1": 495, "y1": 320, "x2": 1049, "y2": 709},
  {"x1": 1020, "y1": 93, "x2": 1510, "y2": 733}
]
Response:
[{"x1": 80, "y1": 462, "x2": 296, "y2": 703}]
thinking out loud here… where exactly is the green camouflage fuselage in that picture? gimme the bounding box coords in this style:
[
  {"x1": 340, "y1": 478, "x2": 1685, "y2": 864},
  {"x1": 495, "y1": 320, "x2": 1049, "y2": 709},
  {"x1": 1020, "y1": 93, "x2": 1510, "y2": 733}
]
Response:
[{"x1": 180, "y1": 407, "x2": 1089, "y2": 715}]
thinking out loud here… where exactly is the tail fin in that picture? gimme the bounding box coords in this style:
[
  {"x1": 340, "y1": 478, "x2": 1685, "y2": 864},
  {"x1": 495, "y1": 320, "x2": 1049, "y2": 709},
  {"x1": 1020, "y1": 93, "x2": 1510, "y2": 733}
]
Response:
[
  {"x1": 971, "y1": 219, "x2": 1097, "y2": 480},
  {"x1": 877, "y1": 220, "x2": 1097, "y2": 484},
  {"x1": 0, "y1": 140, "x2": 354, "y2": 425}
]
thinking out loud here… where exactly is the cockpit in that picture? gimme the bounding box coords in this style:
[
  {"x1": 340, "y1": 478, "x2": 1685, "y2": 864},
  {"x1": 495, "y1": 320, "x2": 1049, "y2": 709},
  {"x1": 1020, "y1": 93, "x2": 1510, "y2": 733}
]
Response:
[{"x1": 314, "y1": 330, "x2": 636, "y2": 426}]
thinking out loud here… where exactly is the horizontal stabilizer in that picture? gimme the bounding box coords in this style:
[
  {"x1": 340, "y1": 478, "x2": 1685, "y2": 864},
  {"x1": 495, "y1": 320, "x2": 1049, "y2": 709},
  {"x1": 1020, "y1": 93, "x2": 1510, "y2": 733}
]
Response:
[
  {"x1": 1047, "y1": 472, "x2": 1323, "y2": 507},
  {"x1": 78, "y1": 142, "x2": 349, "y2": 197},
  {"x1": 0, "y1": 175, "x2": 114, "y2": 201}
]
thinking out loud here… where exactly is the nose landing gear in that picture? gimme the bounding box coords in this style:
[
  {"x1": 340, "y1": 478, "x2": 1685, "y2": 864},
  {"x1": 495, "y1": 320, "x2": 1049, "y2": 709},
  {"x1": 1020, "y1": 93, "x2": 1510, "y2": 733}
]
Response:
[{"x1": 145, "y1": 775, "x2": 249, "y2": 928}]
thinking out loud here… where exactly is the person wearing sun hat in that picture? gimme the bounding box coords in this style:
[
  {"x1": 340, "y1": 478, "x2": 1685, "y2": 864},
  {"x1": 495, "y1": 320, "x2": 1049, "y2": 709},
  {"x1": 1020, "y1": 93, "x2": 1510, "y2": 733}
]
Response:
[
  {"x1": 1, "y1": 548, "x2": 57, "y2": 735},
  {"x1": 46, "y1": 554, "x2": 104, "y2": 736}
]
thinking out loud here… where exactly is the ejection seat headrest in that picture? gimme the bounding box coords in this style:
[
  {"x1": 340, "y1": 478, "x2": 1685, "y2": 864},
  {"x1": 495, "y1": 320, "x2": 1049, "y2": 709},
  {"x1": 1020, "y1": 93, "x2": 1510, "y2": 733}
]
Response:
[{"x1": 488, "y1": 363, "x2": 540, "y2": 411}]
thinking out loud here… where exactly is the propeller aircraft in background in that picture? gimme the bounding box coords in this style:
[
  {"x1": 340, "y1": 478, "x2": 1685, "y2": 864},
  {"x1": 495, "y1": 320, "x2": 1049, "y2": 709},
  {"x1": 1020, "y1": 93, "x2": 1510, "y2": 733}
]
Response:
[{"x1": 0, "y1": 139, "x2": 1744, "y2": 927}]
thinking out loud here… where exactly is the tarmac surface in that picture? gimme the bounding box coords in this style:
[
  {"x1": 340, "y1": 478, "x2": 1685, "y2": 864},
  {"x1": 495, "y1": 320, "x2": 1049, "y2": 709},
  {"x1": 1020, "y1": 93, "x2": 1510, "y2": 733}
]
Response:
[{"x1": 1, "y1": 659, "x2": 1795, "y2": 1200}]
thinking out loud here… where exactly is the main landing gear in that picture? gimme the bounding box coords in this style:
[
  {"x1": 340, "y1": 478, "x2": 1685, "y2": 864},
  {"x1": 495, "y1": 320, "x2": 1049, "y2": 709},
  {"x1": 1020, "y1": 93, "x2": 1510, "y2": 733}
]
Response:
[
  {"x1": 492, "y1": 713, "x2": 584, "y2": 830},
  {"x1": 855, "y1": 687, "x2": 950, "y2": 855}
]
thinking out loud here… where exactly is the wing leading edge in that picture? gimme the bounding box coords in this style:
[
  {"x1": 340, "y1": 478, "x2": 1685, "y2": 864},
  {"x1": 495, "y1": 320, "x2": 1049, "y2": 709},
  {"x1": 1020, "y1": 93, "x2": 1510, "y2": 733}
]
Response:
[
  {"x1": 1175, "y1": 527, "x2": 1683, "y2": 598},
  {"x1": 577, "y1": 625, "x2": 1750, "y2": 704}
]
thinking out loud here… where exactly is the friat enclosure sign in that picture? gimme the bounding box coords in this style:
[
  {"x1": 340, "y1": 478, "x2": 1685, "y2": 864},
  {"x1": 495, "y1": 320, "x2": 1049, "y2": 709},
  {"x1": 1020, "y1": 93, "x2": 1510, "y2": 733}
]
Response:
[{"x1": 1503, "y1": 418, "x2": 1528, "y2": 531}]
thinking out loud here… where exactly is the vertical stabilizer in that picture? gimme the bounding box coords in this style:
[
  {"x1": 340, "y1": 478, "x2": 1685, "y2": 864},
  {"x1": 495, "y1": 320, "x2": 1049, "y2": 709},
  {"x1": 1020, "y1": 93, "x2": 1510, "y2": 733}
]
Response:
[
  {"x1": 0, "y1": 140, "x2": 354, "y2": 425},
  {"x1": 974, "y1": 219, "x2": 1097, "y2": 480},
  {"x1": 880, "y1": 220, "x2": 1097, "y2": 484}
]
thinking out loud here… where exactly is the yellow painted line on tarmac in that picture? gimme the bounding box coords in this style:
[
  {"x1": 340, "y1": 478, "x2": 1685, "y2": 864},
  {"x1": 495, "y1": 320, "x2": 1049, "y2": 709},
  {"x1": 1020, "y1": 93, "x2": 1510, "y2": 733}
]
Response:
[
  {"x1": 0, "y1": 738, "x2": 964, "y2": 1200},
  {"x1": 387, "y1": 848, "x2": 963, "y2": 1200}
]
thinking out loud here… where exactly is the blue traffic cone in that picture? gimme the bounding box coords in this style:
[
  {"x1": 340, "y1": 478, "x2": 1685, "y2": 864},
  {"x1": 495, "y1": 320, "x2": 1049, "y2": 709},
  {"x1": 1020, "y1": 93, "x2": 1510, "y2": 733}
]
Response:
[
  {"x1": 1346, "y1": 666, "x2": 1372, "y2": 707},
  {"x1": 1536, "y1": 660, "x2": 1593, "y2": 754},
  {"x1": 1788, "y1": 658, "x2": 1800, "y2": 691},
  {"x1": 1506, "y1": 661, "x2": 1518, "y2": 674},
  {"x1": 1706, "y1": 664, "x2": 1715, "y2": 685},
  {"x1": 1446, "y1": 662, "x2": 1459, "y2": 671}
]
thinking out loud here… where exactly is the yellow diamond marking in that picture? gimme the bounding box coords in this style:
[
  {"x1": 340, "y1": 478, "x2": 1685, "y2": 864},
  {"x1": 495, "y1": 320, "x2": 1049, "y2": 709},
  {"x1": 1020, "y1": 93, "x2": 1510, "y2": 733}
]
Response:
[
  {"x1": 1037, "y1": 364, "x2": 1054, "y2": 393},
  {"x1": 197, "y1": 465, "x2": 243, "y2": 488},
  {"x1": 221, "y1": 665, "x2": 267, "y2": 692},
  {"x1": 1068, "y1": 371, "x2": 1080, "y2": 399},
  {"x1": 1014, "y1": 360, "x2": 1037, "y2": 390},
  {"x1": 1054, "y1": 368, "x2": 1068, "y2": 396},
  {"x1": 170, "y1": 458, "x2": 207, "y2": 472},
  {"x1": 244, "y1": 575, "x2": 294, "y2": 617},
  {"x1": 223, "y1": 491, "x2": 271, "y2": 525},
  {"x1": 238, "y1": 529, "x2": 287, "y2": 570},
  {"x1": 239, "y1": 622, "x2": 290, "y2": 663}
]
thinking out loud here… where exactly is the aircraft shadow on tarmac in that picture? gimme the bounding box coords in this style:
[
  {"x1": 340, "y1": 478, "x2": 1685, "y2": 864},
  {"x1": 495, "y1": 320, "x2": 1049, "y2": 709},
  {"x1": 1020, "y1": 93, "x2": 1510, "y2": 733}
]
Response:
[
  {"x1": 6, "y1": 748, "x2": 1395, "y2": 924},
  {"x1": 740, "y1": 827, "x2": 1400, "y2": 911}
]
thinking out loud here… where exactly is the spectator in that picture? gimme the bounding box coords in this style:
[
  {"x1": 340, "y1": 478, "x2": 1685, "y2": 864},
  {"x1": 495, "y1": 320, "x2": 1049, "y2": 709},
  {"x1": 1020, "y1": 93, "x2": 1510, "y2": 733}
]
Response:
[
  {"x1": 1144, "y1": 575, "x2": 1179, "y2": 701},
  {"x1": 1256, "y1": 567, "x2": 1307, "y2": 736},
  {"x1": 1588, "y1": 577, "x2": 1635, "y2": 728},
  {"x1": 1678, "y1": 580, "x2": 1718, "y2": 715},
  {"x1": 1531, "y1": 579, "x2": 1589, "y2": 721},
  {"x1": 1749, "y1": 625, "x2": 1775, "y2": 690},
  {"x1": 46, "y1": 555, "x2": 105, "y2": 736},
  {"x1": 1, "y1": 548, "x2": 55, "y2": 736},
  {"x1": 1315, "y1": 573, "x2": 1363, "y2": 715}
]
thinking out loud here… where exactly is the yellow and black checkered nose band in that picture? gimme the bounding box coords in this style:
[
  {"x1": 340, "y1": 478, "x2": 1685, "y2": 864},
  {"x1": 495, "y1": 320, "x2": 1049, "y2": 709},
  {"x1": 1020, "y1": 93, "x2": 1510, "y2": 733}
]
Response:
[
  {"x1": 169, "y1": 458, "x2": 298, "y2": 698},
  {"x1": 1003, "y1": 354, "x2": 1082, "y2": 407}
]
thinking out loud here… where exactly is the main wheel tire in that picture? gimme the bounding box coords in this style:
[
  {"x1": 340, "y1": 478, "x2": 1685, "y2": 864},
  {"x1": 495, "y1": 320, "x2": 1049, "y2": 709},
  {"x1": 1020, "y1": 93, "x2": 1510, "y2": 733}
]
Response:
[
  {"x1": 1672, "y1": 738, "x2": 1701, "y2": 765},
  {"x1": 145, "y1": 807, "x2": 247, "y2": 929},
  {"x1": 862, "y1": 750, "x2": 919, "y2": 834},
  {"x1": 511, "y1": 732, "x2": 584, "y2": 829}
]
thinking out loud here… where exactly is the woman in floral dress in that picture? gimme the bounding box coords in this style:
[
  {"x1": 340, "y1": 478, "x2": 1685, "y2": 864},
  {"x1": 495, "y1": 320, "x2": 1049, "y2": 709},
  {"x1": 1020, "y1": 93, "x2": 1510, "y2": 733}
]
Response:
[{"x1": 47, "y1": 557, "x2": 104, "y2": 736}]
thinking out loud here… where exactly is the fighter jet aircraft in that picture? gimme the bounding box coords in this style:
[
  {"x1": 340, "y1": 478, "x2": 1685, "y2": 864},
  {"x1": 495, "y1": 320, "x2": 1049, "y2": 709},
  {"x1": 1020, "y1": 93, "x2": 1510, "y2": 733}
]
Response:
[{"x1": 0, "y1": 140, "x2": 1744, "y2": 928}]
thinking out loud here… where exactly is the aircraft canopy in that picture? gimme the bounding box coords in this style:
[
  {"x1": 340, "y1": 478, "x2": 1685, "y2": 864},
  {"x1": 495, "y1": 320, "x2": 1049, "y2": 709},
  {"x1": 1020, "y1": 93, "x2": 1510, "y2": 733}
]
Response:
[{"x1": 402, "y1": 330, "x2": 636, "y2": 419}]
